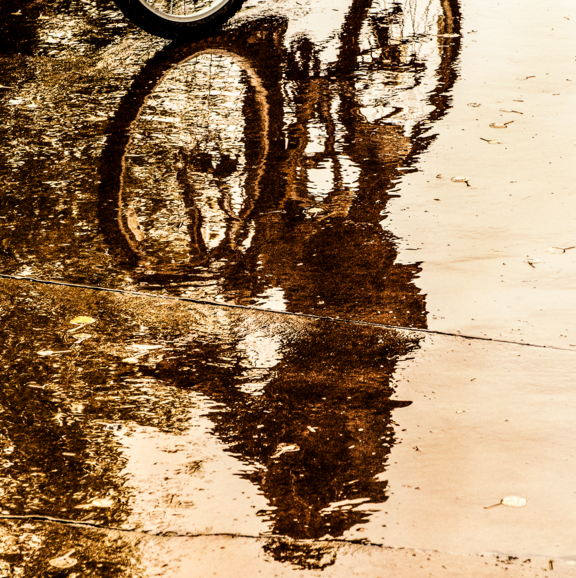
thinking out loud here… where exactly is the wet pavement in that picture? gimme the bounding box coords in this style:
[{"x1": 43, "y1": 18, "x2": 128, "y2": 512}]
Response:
[{"x1": 0, "y1": 0, "x2": 575, "y2": 575}]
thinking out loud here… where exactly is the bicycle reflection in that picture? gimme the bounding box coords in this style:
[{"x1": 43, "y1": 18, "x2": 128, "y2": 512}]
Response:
[{"x1": 99, "y1": 0, "x2": 461, "y2": 561}]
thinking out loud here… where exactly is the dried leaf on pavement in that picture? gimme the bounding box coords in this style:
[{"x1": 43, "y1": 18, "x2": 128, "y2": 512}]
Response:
[
  {"x1": 90, "y1": 497, "x2": 115, "y2": 508},
  {"x1": 546, "y1": 246, "x2": 574, "y2": 254},
  {"x1": 128, "y1": 344, "x2": 163, "y2": 351},
  {"x1": 38, "y1": 350, "x2": 72, "y2": 356},
  {"x1": 271, "y1": 443, "x2": 300, "y2": 459},
  {"x1": 70, "y1": 316, "x2": 95, "y2": 325},
  {"x1": 484, "y1": 495, "x2": 527, "y2": 508},
  {"x1": 49, "y1": 550, "x2": 77, "y2": 569},
  {"x1": 524, "y1": 258, "x2": 541, "y2": 267}
]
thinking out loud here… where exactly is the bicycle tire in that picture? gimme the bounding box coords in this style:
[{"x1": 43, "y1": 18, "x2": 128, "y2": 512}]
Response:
[{"x1": 112, "y1": 0, "x2": 247, "y2": 39}]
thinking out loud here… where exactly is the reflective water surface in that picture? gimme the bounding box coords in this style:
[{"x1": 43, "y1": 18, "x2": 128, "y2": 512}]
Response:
[{"x1": 0, "y1": 0, "x2": 463, "y2": 574}]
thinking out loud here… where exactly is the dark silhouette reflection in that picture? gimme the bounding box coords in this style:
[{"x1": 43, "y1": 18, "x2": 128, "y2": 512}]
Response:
[
  {"x1": 96, "y1": 0, "x2": 462, "y2": 566},
  {"x1": 147, "y1": 320, "x2": 417, "y2": 543}
]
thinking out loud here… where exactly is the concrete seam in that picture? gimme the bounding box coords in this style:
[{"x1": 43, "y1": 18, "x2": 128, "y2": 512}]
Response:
[{"x1": 0, "y1": 273, "x2": 574, "y2": 353}]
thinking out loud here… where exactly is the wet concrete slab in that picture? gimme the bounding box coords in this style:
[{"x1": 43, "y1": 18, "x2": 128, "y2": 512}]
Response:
[
  {"x1": 0, "y1": 277, "x2": 420, "y2": 537},
  {"x1": 0, "y1": 277, "x2": 574, "y2": 572},
  {"x1": 0, "y1": 0, "x2": 575, "y2": 574},
  {"x1": 1, "y1": 519, "x2": 575, "y2": 577}
]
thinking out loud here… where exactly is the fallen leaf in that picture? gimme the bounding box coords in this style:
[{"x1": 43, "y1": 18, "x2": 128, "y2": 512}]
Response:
[
  {"x1": 49, "y1": 550, "x2": 77, "y2": 569},
  {"x1": 502, "y1": 496, "x2": 527, "y2": 507},
  {"x1": 71, "y1": 333, "x2": 92, "y2": 346},
  {"x1": 546, "y1": 246, "x2": 574, "y2": 254},
  {"x1": 524, "y1": 258, "x2": 541, "y2": 267},
  {"x1": 271, "y1": 443, "x2": 300, "y2": 459},
  {"x1": 70, "y1": 316, "x2": 95, "y2": 325},
  {"x1": 91, "y1": 498, "x2": 115, "y2": 508},
  {"x1": 484, "y1": 495, "x2": 527, "y2": 509},
  {"x1": 38, "y1": 350, "x2": 72, "y2": 357},
  {"x1": 72, "y1": 333, "x2": 92, "y2": 340},
  {"x1": 104, "y1": 424, "x2": 122, "y2": 431},
  {"x1": 128, "y1": 344, "x2": 163, "y2": 352}
]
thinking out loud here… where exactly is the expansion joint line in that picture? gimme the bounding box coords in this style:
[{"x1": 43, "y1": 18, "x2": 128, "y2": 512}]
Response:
[
  {"x1": 0, "y1": 273, "x2": 574, "y2": 353},
  {"x1": 0, "y1": 514, "x2": 380, "y2": 546}
]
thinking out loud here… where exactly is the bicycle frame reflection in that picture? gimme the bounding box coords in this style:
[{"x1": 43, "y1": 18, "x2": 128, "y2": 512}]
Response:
[{"x1": 99, "y1": 0, "x2": 461, "y2": 555}]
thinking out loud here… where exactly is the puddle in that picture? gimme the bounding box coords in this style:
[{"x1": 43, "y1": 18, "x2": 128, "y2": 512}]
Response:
[
  {"x1": 0, "y1": 0, "x2": 460, "y2": 329},
  {"x1": 2, "y1": 0, "x2": 575, "y2": 574}
]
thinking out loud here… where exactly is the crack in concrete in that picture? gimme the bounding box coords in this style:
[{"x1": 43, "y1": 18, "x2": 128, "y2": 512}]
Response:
[{"x1": 0, "y1": 273, "x2": 574, "y2": 353}]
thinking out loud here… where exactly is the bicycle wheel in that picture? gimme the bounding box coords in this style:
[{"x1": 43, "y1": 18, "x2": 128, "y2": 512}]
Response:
[{"x1": 112, "y1": 0, "x2": 246, "y2": 39}]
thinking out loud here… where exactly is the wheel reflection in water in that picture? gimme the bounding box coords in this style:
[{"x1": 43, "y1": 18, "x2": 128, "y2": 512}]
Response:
[{"x1": 121, "y1": 51, "x2": 268, "y2": 278}]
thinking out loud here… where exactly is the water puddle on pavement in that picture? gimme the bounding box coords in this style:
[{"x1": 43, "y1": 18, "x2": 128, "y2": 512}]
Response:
[{"x1": 0, "y1": 0, "x2": 477, "y2": 574}]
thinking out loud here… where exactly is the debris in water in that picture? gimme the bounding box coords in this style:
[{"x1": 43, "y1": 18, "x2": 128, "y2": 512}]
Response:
[
  {"x1": 436, "y1": 174, "x2": 443, "y2": 179},
  {"x1": 126, "y1": 207, "x2": 145, "y2": 242},
  {"x1": 104, "y1": 424, "x2": 122, "y2": 431},
  {"x1": 49, "y1": 550, "x2": 77, "y2": 569},
  {"x1": 128, "y1": 344, "x2": 163, "y2": 352},
  {"x1": 480, "y1": 138, "x2": 501, "y2": 144},
  {"x1": 484, "y1": 496, "x2": 527, "y2": 509},
  {"x1": 70, "y1": 316, "x2": 95, "y2": 325},
  {"x1": 438, "y1": 33, "x2": 460, "y2": 38},
  {"x1": 499, "y1": 108, "x2": 523, "y2": 114},
  {"x1": 38, "y1": 350, "x2": 72, "y2": 357},
  {"x1": 90, "y1": 497, "x2": 115, "y2": 508},
  {"x1": 489, "y1": 121, "x2": 514, "y2": 128},
  {"x1": 271, "y1": 443, "x2": 300, "y2": 459},
  {"x1": 524, "y1": 258, "x2": 541, "y2": 267},
  {"x1": 467, "y1": 103, "x2": 481, "y2": 107},
  {"x1": 451, "y1": 176, "x2": 470, "y2": 186},
  {"x1": 307, "y1": 426, "x2": 317, "y2": 433},
  {"x1": 516, "y1": 76, "x2": 535, "y2": 80},
  {"x1": 72, "y1": 333, "x2": 92, "y2": 345},
  {"x1": 306, "y1": 207, "x2": 323, "y2": 217},
  {"x1": 122, "y1": 357, "x2": 141, "y2": 364}
]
